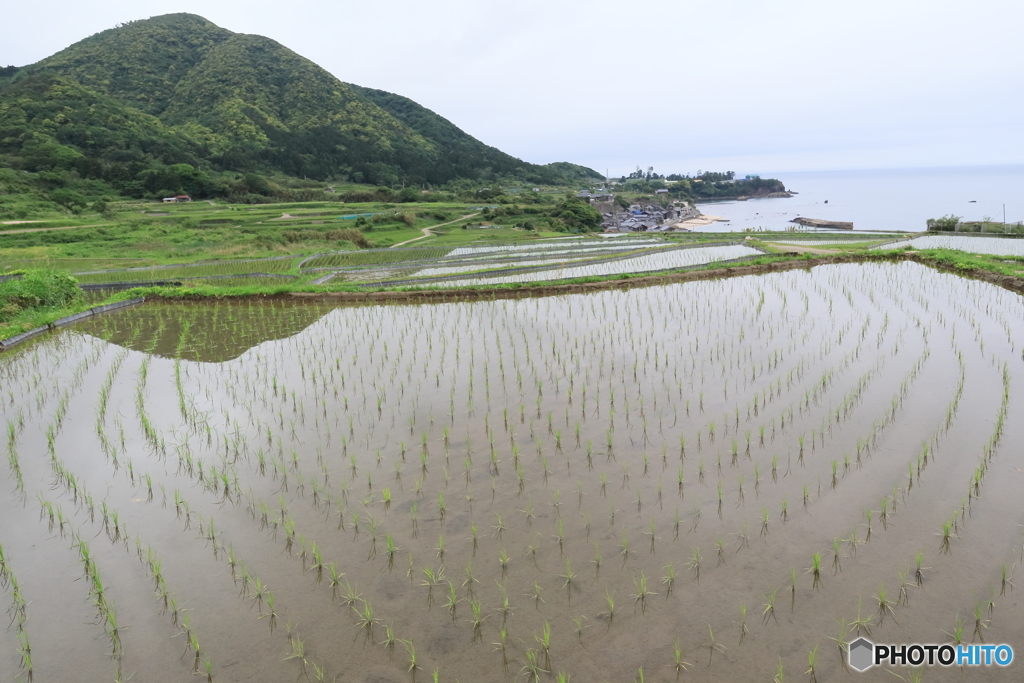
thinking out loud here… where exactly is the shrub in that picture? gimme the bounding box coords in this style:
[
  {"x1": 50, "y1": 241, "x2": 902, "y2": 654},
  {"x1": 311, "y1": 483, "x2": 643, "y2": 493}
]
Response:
[{"x1": 0, "y1": 270, "x2": 83, "y2": 323}]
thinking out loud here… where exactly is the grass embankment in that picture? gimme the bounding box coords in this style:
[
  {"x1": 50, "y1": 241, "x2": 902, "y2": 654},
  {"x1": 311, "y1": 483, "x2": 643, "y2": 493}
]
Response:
[{"x1": 0, "y1": 270, "x2": 88, "y2": 338}]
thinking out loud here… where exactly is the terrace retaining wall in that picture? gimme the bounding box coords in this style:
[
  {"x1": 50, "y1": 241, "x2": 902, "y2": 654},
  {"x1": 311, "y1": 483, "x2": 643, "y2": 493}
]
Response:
[
  {"x1": 0, "y1": 298, "x2": 146, "y2": 352},
  {"x1": 0, "y1": 325, "x2": 49, "y2": 350}
]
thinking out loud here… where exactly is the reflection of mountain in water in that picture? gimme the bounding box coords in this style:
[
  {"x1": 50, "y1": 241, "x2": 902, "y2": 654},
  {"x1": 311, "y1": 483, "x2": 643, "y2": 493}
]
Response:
[{"x1": 73, "y1": 300, "x2": 339, "y2": 362}]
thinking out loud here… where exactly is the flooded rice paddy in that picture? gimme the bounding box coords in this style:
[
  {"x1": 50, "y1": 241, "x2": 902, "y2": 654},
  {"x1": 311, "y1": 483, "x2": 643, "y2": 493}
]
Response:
[
  {"x1": 873, "y1": 235, "x2": 1024, "y2": 257},
  {"x1": 2, "y1": 261, "x2": 1024, "y2": 682},
  {"x1": 406, "y1": 245, "x2": 761, "y2": 288}
]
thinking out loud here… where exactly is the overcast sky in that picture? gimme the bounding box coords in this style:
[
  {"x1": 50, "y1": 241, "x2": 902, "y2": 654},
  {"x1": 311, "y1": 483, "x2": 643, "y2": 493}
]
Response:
[{"x1": 3, "y1": 0, "x2": 1022, "y2": 176}]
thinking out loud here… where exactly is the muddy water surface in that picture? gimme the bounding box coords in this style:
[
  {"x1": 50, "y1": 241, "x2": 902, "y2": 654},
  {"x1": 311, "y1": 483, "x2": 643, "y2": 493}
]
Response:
[{"x1": 2, "y1": 261, "x2": 1023, "y2": 683}]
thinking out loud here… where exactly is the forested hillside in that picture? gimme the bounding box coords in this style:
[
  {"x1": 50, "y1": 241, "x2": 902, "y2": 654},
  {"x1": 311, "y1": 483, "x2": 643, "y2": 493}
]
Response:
[{"x1": 0, "y1": 13, "x2": 600, "y2": 215}]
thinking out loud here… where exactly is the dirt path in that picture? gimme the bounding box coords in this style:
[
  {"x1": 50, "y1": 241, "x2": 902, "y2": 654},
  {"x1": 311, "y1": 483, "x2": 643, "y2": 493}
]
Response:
[
  {"x1": 390, "y1": 213, "x2": 479, "y2": 248},
  {"x1": 0, "y1": 223, "x2": 110, "y2": 235}
]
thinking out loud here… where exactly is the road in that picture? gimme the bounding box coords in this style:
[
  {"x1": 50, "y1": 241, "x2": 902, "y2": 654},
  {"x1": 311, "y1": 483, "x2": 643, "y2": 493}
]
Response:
[{"x1": 390, "y1": 213, "x2": 478, "y2": 248}]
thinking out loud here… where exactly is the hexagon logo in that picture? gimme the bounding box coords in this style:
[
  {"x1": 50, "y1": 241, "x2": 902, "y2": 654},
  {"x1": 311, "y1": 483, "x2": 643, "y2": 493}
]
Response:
[{"x1": 849, "y1": 637, "x2": 874, "y2": 672}]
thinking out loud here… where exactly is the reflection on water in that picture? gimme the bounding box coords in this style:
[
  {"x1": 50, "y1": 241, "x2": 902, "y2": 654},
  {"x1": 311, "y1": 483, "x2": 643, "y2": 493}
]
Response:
[{"x1": 71, "y1": 299, "x2": 340, "y2": 362}]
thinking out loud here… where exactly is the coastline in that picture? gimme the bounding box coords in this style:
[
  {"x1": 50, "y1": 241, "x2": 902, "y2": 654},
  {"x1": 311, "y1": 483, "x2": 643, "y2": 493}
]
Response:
[{"x1": 673, "y1": 214, "x2": 729, "y2": 229}]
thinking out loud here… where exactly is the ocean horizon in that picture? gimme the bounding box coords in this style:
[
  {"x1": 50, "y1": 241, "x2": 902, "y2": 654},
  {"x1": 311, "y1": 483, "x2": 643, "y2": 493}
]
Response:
[{"x1": 692, "y1": 164, "x2": 1024, "y2": 233}]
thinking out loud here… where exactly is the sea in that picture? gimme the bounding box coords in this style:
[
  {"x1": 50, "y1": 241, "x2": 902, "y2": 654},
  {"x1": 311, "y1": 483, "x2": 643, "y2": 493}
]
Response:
[{"x1": 691, "y1": 165, "x2": 1024, "y2": 233}]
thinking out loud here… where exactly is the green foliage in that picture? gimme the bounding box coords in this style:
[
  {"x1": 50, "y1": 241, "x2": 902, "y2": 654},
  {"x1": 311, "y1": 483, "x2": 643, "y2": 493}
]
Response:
[
  {"x1": 0, "y1": 13, "x2": 603, "y2": 211},
  {"x1": 926, "y1": 215, "x2": 961, "y2": 231},
  {"x1": 0, "y1": 270, "x2": 83, "y2": 323},
  {"x1": 554, "y1": 196, "x2": 603, "y2": 232}
]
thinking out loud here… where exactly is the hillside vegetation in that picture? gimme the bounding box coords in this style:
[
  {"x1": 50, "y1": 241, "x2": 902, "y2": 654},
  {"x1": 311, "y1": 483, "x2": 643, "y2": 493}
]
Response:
[{"x1": 0, "y1": 13, "x2": 600, "y2": 216}]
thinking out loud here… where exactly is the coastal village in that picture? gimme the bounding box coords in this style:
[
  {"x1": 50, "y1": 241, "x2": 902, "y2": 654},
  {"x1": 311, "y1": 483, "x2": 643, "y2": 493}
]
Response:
[{"x1": 574, "y1": 190, "x2": 707, "y2": 233}]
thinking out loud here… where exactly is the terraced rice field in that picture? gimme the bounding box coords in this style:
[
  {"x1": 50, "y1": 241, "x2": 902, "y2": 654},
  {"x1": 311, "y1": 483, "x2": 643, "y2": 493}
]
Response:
[
  {"x1": 2, "y1": 261, "x2": 1024, "y2": 683},
  {"x1": 403, "y1": 244, "x2": 762, "y2": 287},
  {"x1": 762, "y1": 239, "x2": 896, "y2": 247},
  {"x1": 71, "y1": 258, "x2": 298, "y2": 285},
  {"x1": 872, "y1": 235, "x2": 1024, "y2": 256}
]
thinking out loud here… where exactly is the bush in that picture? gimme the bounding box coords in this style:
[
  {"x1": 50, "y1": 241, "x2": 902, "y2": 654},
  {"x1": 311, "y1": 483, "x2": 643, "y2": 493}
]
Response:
[
  {"x1": 926, "y1": 214, "x2": 961, "y2": 231},
  {"x1": 333, "y1": 228, "x2": 371, "y2": 249},
  {"x1": 0, "y1": 270, "x2": 83, "y2": 323}
]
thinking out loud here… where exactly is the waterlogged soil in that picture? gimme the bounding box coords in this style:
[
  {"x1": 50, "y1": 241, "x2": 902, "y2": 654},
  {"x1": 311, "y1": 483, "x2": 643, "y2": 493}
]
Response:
[{"x1": 2, "y1": 261, "x2": 1024, "y2": 683}]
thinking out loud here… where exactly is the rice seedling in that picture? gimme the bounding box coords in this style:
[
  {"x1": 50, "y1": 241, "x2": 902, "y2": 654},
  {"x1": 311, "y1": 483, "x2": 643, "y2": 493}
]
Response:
[
  {"x1": 493, "y1": 627, "x2": 510, "y2": 674},
  {"x1": 897, "y1": 568, "x2": 913, "y2": 606},
  {"x1": 850, "y1": 598, "x2": 873, "y2": 637},
  {"x1": 661, "y1": 562, "x2": 677, "y2": 597},
  {"x1": 422, "y1": 566, "x2": 443, "y2": 607},
  {"x1": 602, "y1": 588, "x2": 616, "y2": 624},
  {"x1": 1001, "y1": 563, "x2": 1015, "y2": 596},
  {"x1": 704, "y1": 624, "x2": 726, "y2": 666},
  {"x1": 738, "y1": 602, "x2": 749, "y2": 643},
  {"x1": 354, "y1": 599, "x2": 377, "y2": 640},
  {"x1": 463, "y1": 560, "x2": 479, "y2": 597},
  {"x1": 249, "y1": 575, "x2": 269, "y2": 613},
  {"x1": 762, "y1": 586, "x2": 780, "y2": 625},
  {"x1": 827, "y1": 618, "x2": 851, "y2": 670},
  {"x1": 914, "y1": 552, "x2": 930, "y2": 586},
  {"x1": 688, "y1": 547, "x2": 701, "y2": 583},
  {"x1": 630, "y1": 573, "x2": 656, "y2": 614},
  {"x1": 972, "y1": 601, "x2": 989, "y2": 643},
  {"x1": 672, "y1": 638, "x2": 691, "y2": 679},
  {"x1": 808, "y1": 553, "x2": 822, "y2": 590},
  {"x1": 262, "y1": 592, "x2": 278, "y2": 633},
  {"x1": 535, "y1": 620, "x2": 553, "y2": 670},
  {"x1": 519, "y1": 648, "x2": 547, "y2": 682},
  {"x1": 875, "y1": 585, "x2": 897, "y2": 626},
  {"x1": 805, "y1": 645, "x2": 819, "y2": 683},
  {"x1": 938, "y1": 520, "x2": 953, "y2": 554},
  {"x1": 831, "y1": 538, "x2": 842, "y2": 575},
  {"x1": 435, "y1": 534, "x2": 445, "y2": 563},
  {"x1": 401, "y1": 638, "x2": 419, "y2": 675},
  {"x1": 16, "y1": 630, "x2": 32, "y2": 682},
  {"x1": 944, "y1": 614, "x2": 966, "y2": 645},
  {"x1": 469, "y1": 599, "x2": 486, "y2": 641},
  {"x1": 560, "y1": 558, "x2": 577, "y2": 600},
  {"x1": 572, "y1": 614, "x2": 588, "y2": 645}
]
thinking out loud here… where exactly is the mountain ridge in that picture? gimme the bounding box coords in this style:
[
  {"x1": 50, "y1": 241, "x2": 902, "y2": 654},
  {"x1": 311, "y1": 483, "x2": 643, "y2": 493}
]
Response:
[{"x1": 0, "y1": 13, "x2": 600, "y2": 204}]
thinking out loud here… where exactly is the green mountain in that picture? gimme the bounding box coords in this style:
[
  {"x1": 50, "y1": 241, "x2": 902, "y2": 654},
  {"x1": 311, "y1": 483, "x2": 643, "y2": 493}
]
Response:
[{"x1": 0, "y1": 13, "x2": 600, "y2": 206}]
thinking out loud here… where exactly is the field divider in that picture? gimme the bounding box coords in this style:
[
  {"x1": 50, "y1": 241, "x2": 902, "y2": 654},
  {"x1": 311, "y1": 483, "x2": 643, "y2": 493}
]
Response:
[{"x1": 0, "y1": 298, "x2": 146, "y2": 352}]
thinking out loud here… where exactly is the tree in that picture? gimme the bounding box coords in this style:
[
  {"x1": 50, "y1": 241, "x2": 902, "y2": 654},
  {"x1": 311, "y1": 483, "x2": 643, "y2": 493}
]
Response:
[
  {"x1": 554, "y1": 197, "x2": 602, "y2": 232},
  {"x1": 49, "y1": 188, "x2": 88, "y2": 211}
]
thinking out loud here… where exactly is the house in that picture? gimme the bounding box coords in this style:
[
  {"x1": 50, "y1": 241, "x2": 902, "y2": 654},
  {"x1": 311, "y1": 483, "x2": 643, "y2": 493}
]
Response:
[
  {"x1": 162, "y1": 195, "x2": 192, "y2": 203},
  {"x1": 654, "y1": 189, "x2": 669, "y2": 195}
]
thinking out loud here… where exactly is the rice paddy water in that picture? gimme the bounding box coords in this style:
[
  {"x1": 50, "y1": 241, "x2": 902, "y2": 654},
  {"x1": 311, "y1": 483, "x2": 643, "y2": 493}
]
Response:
[{"x1": 2, "y1": 260, "x2": 1023, "y2": 682}]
